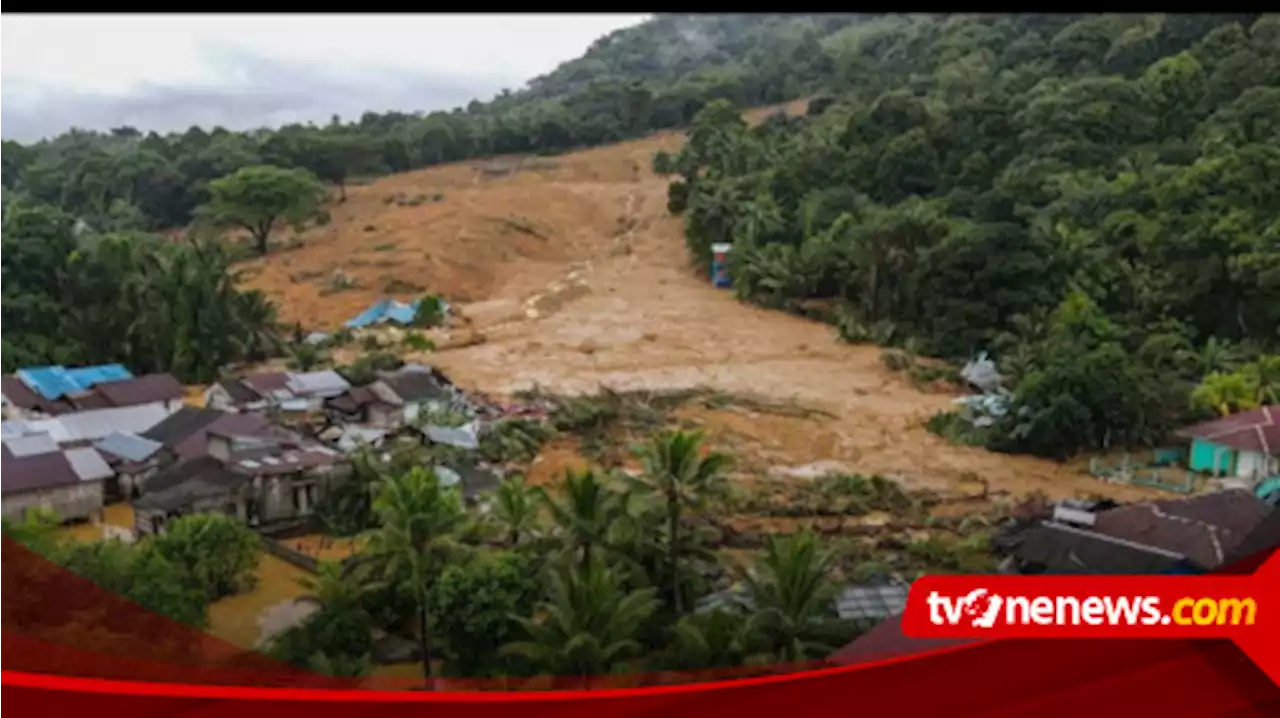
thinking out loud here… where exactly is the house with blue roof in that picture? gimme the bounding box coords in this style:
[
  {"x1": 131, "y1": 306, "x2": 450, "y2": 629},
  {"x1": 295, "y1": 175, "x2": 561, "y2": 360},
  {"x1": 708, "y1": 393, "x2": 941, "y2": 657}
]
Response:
[{"x1": 14, "y1": 364, "x2": 133, "y2": 401}]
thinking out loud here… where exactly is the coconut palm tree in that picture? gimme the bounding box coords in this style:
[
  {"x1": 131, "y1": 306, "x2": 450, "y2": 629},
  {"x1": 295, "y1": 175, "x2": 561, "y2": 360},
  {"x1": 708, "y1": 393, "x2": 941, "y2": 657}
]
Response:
[
  {"x1": 500, "y1": 557, "x2": 658, "y2": 684},
  {"x1": 743, "y1": 531, "x2": 838, "y2": 663},
  {"x1": 364, "y1": 467, "x2": 467, "y2": 685},
  {"x1": 540, "y1": 469, "x2": 617, "y2": 570},
  {"x1": 490, "y1": 476, "x2": 541, "y2": 547},
  {"x1": 634, "y1": 430, "x2": 730, "y2": 615}
]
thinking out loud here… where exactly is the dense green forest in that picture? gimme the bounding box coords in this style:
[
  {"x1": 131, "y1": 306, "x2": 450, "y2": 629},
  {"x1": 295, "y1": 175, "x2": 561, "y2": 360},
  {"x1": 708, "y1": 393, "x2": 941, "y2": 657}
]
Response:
[{"x1": 657, "y1": 13, "x2": 1280, "y2": 458}]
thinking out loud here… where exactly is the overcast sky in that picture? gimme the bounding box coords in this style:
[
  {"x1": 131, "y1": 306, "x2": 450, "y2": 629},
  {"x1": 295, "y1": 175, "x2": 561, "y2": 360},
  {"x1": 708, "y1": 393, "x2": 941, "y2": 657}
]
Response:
[{"x1": 0, "y1": 14, "x2": 651, "y2": 143}]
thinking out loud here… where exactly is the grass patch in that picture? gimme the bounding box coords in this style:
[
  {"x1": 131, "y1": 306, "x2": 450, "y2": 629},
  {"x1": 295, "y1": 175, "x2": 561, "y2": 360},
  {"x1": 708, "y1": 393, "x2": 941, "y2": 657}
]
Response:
[{"x1": 925, "y1": 411, "x2": 992, "y2": 447}]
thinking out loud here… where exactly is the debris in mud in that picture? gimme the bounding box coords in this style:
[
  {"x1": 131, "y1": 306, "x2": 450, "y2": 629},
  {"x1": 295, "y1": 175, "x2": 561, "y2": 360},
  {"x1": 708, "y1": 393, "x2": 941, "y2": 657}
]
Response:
[
  {"x1": 961, "y1": 352, "x2": 1005, "y2": 394},
  {"x1": 770, "y1": 460, "x2": 856, "y2": 480}
]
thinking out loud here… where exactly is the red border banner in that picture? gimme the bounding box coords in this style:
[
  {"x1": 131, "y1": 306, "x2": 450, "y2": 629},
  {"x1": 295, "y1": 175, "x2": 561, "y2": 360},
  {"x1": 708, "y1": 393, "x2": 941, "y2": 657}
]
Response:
[{"x1": 3, "y1": 536, "x2": 1279, "y2": 715}]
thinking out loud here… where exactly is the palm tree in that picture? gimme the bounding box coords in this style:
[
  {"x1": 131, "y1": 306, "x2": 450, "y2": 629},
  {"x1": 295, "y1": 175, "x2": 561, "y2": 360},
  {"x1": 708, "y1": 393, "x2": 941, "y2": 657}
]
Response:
[
  {"x1": 1191, "y1": 371, "x2": 1260, "y2": 416},
  {"x1": 364, "y1": 468, "x2": 467, "y2": 685},
  {"x1": 1245, "y1": 355, "x2": 1280, "y2": 405},
  {"x1": 634, "y1": 430, "x2": 730, "y2": 615},
  {"x1": 490, "y1": 476, "x2": 541, "y2": 547},
  {"x1": 501, "y1": 557, "x2": 658, "y2": 684},
  {"x1": 540, "y1": 469, "x2": 617, "y2": 570},
  {"x1": 664, "y1": 608, "x2": 761, "y2": 671},
  {"x1": 743, "y1": 531, "x2": 838, "y2": 663}
]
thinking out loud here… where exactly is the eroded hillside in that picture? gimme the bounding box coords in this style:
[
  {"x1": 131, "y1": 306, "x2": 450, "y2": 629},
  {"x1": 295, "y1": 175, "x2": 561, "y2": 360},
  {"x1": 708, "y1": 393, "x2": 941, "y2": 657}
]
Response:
[{"x1": 240, "y1": 99, "x2": 1160, "y2": 503}]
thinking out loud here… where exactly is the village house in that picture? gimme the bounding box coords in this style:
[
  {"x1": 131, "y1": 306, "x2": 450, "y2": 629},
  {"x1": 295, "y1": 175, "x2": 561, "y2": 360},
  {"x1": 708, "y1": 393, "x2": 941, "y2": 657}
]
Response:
[
  {"x1": 204, "y1": 370, "x2": 351, "y2": 417},
  {"x1": 324, "y1": 364, "x2": 468, "y2": 430},
  {"x1": 204, "y1": 372, "x2": 292, "y2": 412},
  {"x1": 1176, "y1": 405, "x2": 1279, "y2": 484},
  {"x1": 141, "y1": 407, "x2": 271, "y2": 464},
  {"x1": 132, "y1": 425, "x2": 349, "y2": 536},
  {"x1": 2, "y1": 442, "x2": 115, "y2": 523},
  {"x1": 999, "y1": 490, "x2": 1274, "y2": 574},
  {"x1": 93, "y1": 431, "x2": 165, "y2": 500},
  {"x1": 2, "y1": 376, "x2": 64, "y2": 419}
]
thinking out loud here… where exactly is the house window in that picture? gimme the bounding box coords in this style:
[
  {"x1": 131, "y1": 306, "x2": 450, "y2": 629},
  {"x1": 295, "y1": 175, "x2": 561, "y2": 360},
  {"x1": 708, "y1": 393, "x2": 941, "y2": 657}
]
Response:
[
  {"x1": 225, "y1": 501, "x2": 239, "y2": 518},
  {"x1": 246, "y1": 497, "x2": 260, "y2": 527}
]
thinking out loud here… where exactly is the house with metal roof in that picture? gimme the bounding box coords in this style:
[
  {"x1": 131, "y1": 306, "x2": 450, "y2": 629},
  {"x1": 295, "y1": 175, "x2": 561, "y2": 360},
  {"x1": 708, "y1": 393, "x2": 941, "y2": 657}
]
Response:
[
  {"x1": 285, "y1": 370, "x2": 351, "y2": 410},
  {"x1": 93, "y1": 432, "x2": 166, "y2": 499},
  {"x1": 132, "y1": 422, "x2": 349, "y2": 536},
  {"x1": 14, "y1": 364, "x2": 133, "y2": 401},
  {"x1": 3, "y1": 376, "x2": 70, "y2": 419},
  {"x1": 2, "y1": 443, "x2": 115, "y2": 523},
  {"x1": 1176, "y1": 405, "x2": 1279, "y2": 484},
  {"x1": 2, "y1": 404, "x2": 170, "y2": 448}
]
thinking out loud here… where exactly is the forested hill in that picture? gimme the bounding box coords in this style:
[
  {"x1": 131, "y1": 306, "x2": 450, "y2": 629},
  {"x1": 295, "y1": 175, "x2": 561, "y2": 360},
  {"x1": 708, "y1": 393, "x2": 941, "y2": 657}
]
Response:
[{"x1": 658, "y1": 13, "x2": 1279, "y2": 458}]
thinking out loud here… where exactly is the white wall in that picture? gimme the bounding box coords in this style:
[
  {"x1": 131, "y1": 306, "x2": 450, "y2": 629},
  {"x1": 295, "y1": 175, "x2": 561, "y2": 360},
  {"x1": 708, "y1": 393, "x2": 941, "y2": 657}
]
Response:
[{"x1": 1237, "y1": 451, "x2": 1277, "y2": 480}]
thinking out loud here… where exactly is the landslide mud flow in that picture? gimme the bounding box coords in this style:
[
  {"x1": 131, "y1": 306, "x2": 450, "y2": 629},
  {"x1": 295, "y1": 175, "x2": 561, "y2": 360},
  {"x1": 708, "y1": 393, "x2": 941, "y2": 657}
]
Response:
[{"x1": 243, "y1": 101, "x2": 1160, "y2": 503}]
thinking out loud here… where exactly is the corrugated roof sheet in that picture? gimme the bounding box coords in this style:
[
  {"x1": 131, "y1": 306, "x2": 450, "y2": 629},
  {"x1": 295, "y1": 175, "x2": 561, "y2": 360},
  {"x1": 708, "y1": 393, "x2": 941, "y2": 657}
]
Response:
[
  {"x1": 64, "y1": 447, "x2": 114, "y2": 481},
  {"x1": 1090, "y1": 490, "x2": 1274, "y2": 569},
  {"x1": 95, "y1": 373, "x2": 184, "y2": 407},
  {"x1": 241, "y1": 372, "x2": 292, "y2": 396},
  {"x1": 2, "y1": 432, "x2": 59, "y2": 457},
  {"x1": 95, "y1": 431, "x2": 163, "y2": 463},
  {"x1": 1, "y1": 376, "x2": 50, "y2": 411},
  {"x1": 286, "y1": 370, "x2": 350, "y2": 397},
  {"x1": 834, "y1": 584, "x2": 910, "y2": 621},
  {"x1": 16, "y1": 364, "x2": 133, "y2": 400},
  {"x1": 54, "y1": 404, "x2": 170, "y2": 443},
  {"x1": 2, "y1": 451, "x2": 81, "y2": 495},
  {"x1": 423, "y1": 422, "x2": 480, "y2": 450}
]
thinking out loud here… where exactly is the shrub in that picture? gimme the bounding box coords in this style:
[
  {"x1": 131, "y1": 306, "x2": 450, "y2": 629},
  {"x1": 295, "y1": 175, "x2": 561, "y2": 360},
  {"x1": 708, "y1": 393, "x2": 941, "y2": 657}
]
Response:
[{"x1": 150, "y1": 514, "x2": 261, "y2": 600}]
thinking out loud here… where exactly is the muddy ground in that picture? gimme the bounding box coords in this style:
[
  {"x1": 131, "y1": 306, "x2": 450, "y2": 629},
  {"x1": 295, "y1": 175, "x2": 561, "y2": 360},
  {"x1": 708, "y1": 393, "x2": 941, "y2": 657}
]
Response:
[{"x1": 239, "y1": 99, "x2": 1161, "y2": 506}]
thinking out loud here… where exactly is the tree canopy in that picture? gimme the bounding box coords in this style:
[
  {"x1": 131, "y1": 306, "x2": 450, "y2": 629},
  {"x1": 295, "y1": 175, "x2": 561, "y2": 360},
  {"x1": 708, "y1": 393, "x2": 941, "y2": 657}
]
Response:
[{"x1": 658, "y1": 13, "x2": 1279, "y2": 457}]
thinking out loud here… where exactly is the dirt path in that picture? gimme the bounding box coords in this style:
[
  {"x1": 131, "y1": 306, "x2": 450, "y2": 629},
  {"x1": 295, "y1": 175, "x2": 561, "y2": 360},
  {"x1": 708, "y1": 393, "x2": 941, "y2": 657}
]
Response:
[{"x1": 244, "y1": 101, "x2": 1161, "y2": 504}]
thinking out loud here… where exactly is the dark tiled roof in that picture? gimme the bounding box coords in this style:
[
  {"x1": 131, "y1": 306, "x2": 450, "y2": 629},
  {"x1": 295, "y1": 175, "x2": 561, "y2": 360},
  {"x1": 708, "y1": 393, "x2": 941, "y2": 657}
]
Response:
[
  {"x1": 2, "y1": 376, "x2": 52, "y2": 412},
  {"x1": 135, "y1": 456, "x2": 252, "y2": 511},
  {"x1": 95, "y1": 373, "x2": 184, "y2": 407},
  {"x1": 65, "y1": 390, "x2": 115, "y2": 411},
  {"x1": 171, "y1": 412, "x2": 272, "y2": 459},
  {"x1": 143, "y1": 408, "x2": 225, "y2": 447},
  {"x1": 2, "y1": 451, "x2": 81, "y2": 495},
  {"x1": 217, "y1": 378, "x2": 262, "y2": 404},
  {"x1": 381, "y1": 371, "x2": 449, "y2": 403},
  {"x1": 1176, "y1": 405, "x2": 1278, "y2": 455},
  {"x1": 1091, "y1": 490, "x2": 1274, "y2": 570},
  {"x1": 1012, "y1": 521, "x2": 1188, "y2": 575},
  {"x1": 326, "y1": 387, "x2": 379, "y2": 413},
  {"x1": 241, "y1": 372, "x2": 291, "y2": 396}
]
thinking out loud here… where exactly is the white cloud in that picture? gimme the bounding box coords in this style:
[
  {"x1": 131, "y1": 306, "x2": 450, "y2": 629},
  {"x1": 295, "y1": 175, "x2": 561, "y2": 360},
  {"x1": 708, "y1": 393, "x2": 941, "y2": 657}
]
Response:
[{"x1": 0, "y1": 13, "x2": 651, "y2": 140}]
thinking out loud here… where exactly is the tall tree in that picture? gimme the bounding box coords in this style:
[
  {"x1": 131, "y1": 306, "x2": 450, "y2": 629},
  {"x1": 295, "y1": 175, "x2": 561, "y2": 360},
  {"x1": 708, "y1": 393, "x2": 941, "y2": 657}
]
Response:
[
  {"x1": 196, "y1": 165, "x2": 326, "y2": 255},
  {"x1": 634, "y1": 430, "x2": 730, "y2": 615},
  {"x1": 365, "y1": 468, "x2": 467, "y2": 685},
  {"x1": 501, "y1": 557, "x2": 658, "y2": 684}
]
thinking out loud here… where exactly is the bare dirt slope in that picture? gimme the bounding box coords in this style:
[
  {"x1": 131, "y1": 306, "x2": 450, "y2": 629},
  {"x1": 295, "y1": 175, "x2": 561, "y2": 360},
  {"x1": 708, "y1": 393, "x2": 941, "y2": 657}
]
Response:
[{"x1": 242, "y1": 100, "x2": 1160, "y2": 503}]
